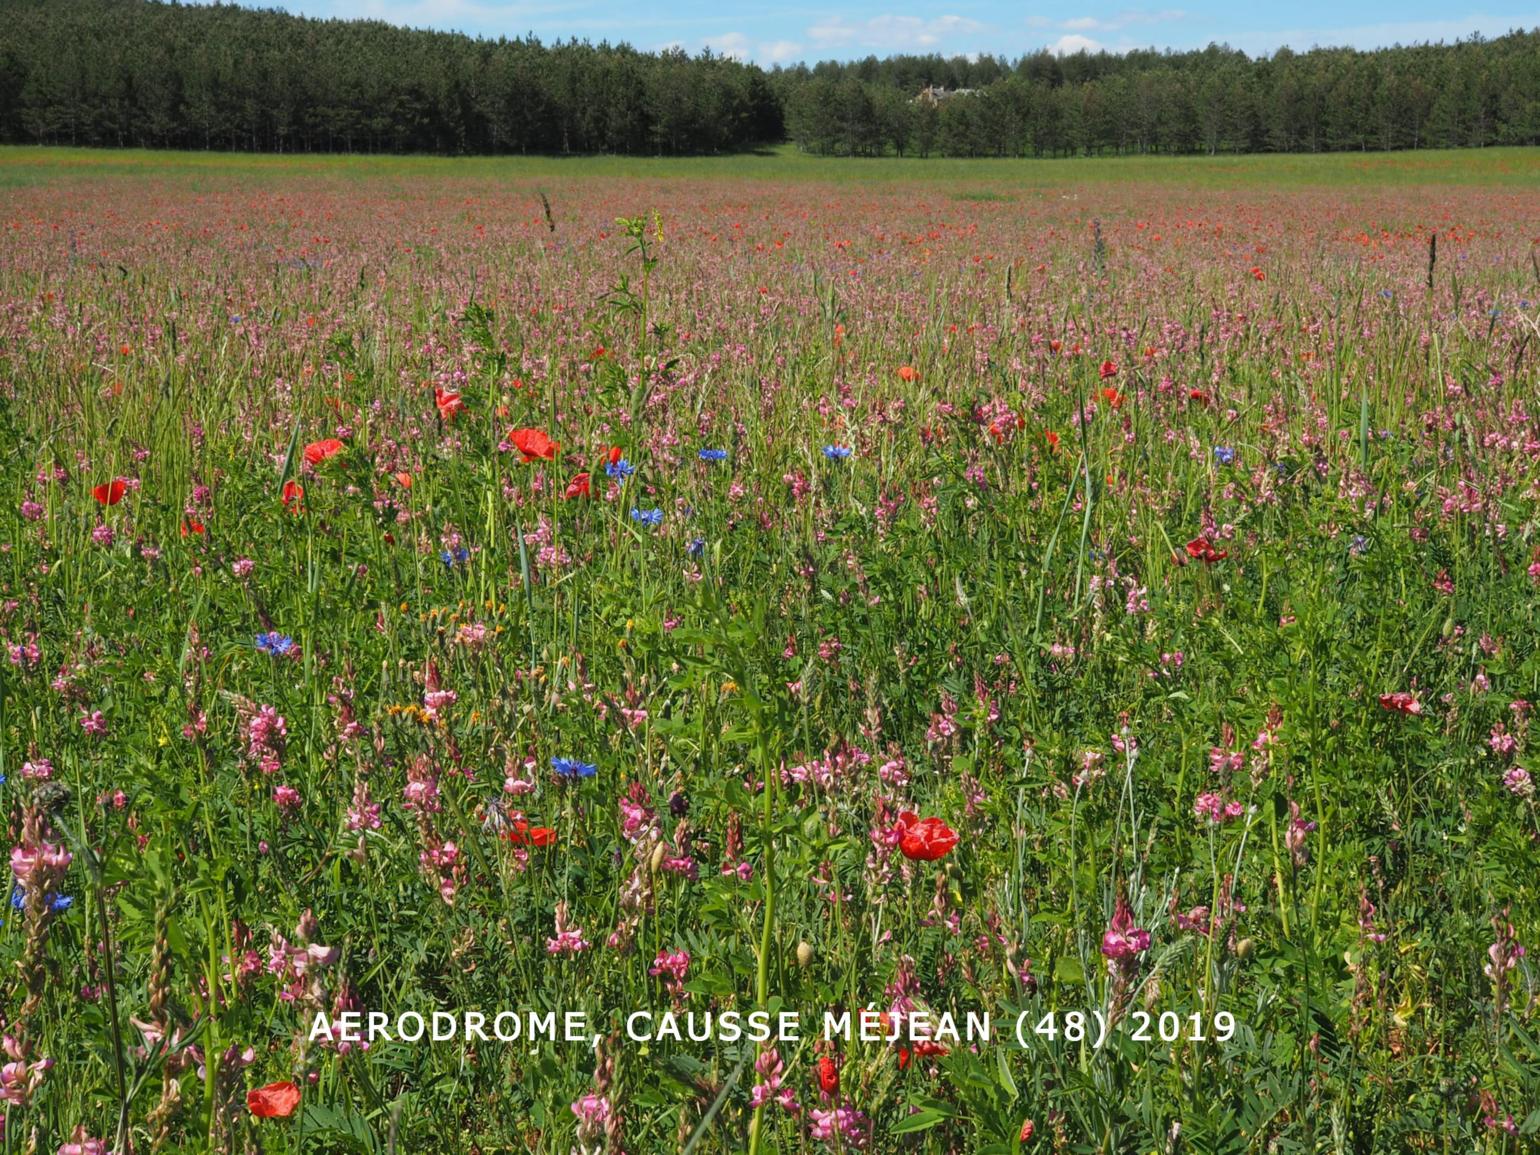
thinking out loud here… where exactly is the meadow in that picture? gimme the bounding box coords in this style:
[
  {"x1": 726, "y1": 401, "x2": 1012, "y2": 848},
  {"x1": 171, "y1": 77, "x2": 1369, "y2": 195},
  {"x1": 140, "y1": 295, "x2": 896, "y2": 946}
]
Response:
[{"x1": 0, "y1": 144, "x2": 1538, "y2": 1154}]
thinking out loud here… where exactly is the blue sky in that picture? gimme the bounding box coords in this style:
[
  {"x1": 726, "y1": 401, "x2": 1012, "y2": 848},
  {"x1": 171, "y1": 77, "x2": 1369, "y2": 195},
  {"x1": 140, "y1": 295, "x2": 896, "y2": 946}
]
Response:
[{"x1": 254, "y1": 1, "x2": 1540, "y2": 64}]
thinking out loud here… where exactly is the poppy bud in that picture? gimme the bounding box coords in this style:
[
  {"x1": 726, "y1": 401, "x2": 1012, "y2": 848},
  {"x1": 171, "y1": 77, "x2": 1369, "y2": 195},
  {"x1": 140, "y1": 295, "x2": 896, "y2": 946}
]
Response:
[
  {"x1": 648, "y1": 841, "x2": 666, "y2": 875},
  {"x1": 1235, "y1": 937, "x2": 1255, "y2": 960}
]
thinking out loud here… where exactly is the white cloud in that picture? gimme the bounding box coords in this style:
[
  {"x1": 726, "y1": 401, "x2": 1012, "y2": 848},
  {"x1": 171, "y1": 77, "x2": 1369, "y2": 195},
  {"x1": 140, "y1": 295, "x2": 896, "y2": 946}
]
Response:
[
  {"x1": 1061, "y1": 17, "x2": 1102, "y2": 31},
  {"x1": 696, "y1": 32, "x2": 806, "y2": 64},
  {"x1": 806, "y1": 13, "x2": 988, "y2": 52},
  {"x1": 1217, "y1": 14, "x2": 1540, "y2": 54},
  {"x1": 759, "y1": 39, "x2": 806, "y2": 64},
  {"x1": 703, "y1": 30, "x2": 750, "y2": 59},
  {"x1": 1049, "y1": 33, "x2": 1103, "y2": 54}
]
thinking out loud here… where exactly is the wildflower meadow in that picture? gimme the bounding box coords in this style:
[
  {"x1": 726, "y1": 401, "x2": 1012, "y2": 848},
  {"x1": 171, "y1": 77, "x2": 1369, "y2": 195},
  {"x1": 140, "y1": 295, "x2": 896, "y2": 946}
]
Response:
[{"x1": 1, "y1": 145, "x2": 1538, "y2": 1153}]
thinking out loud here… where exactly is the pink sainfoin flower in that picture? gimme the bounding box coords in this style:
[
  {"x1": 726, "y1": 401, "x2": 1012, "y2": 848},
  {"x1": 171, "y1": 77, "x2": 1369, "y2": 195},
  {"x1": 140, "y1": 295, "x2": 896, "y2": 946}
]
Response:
[
  {"x1": 571, "y1": 1093, "x2": 611, "y2": 1148},
  {"x1": 1484, "y1": 910, "x2": 1526, "y2": 1014},
  {"x1": 346, "y1": 780, "x2": 382, "y2": 830},
  {"x1": 749, "y1": 1046, "x2": 799, "y2": 1113},
  {"x1": 20, "y1": 759, "x2": 53, "y2": 781},
  {"x1": 56, "y1": 1129, "x2": 108, "y2": 1155},
  {"x1": 402, "y1": 756, "x2": 440, "y2": 813},
  {"x1": 245, "y1": 704, "x2": 286, "y2": 774},
  {"x1": 1285, "y1": 801, "x2": 1317, "y2": 866},
  {"x1": 79, "y1": 710, "x2": 108, "y2": 736},
  {"x1": 10, "y1": 842, "x2": 72, "y2": 892},
  {"x1": 1101, "y1": 896, "x2": 1151, "y2": 962},
  {"x1": 546, "y1": 901, "x2": 590, "y2": 955},
  {"x1": 1, "y1": 1035, "x2": 53, "y2": 1106},
  {"x1": 1194, "y1": 792, "x2": 1245, "y2": 825},
  {"x1": 1502, "y1": 766, "x2": 1533, "y2": 798},
  {"x1": 1487, "y1": 723, "x2": 1518, "y2": 761},
  {"x1": 648, "y1": 949, "x2": 690, "y2": 998},
  {"x1": 809, "y1": 1104, "x2": 870, "y2": 1148}
]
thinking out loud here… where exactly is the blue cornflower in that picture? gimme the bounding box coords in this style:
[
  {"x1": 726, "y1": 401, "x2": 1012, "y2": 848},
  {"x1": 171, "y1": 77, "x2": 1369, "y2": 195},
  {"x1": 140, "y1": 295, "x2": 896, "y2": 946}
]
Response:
[
  {"x1": 1214, "y1": 447, "x2": 1235, "y2": 466},
  {"x1": 1380, "y1": 289, "x2": 1394, "y2": 300},
  {"x1": 822, "y1": 445, "x2": 853, "y2": 460},
  {"x1": 50, "y1": 894, "x2": 72, "y2": 913},
  {"x1": 606, "y1": 457, "x2": 635, "y2": 480},
  {"x1": 9, "y1": 886, "x2": 22, "y2": 911},
  {"x1": 552, "y1": 757, "x2": 597, "y2": 779},
  {"x1": 256, "y1": 632, "x2": 295, "y2": 656},
  {"x1": 630, "y1": 508, "x2": 663, "y2": 528},
  {"x1": 688, "y1": 537, "x2": 706, "y2": 558},
  {"x1": 698, "y1": 448, "x2": 728, "y2": 462},
  {"x1": 440, "y1": 546, "x2": 470, "y2": 568}
]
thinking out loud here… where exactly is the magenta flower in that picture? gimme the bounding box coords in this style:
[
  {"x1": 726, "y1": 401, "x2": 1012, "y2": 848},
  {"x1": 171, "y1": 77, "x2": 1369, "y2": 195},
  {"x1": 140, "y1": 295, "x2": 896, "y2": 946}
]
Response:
[{"x1": 1101, "y1": 896, "x2": 1151, "y2": 961}]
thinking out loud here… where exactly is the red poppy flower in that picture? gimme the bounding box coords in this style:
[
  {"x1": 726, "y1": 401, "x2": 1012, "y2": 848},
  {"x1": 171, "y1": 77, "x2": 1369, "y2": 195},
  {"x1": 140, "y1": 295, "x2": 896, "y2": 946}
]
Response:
[
  {"x1": 605, "y1": 445, "x2": 624, "y2": 466},
  {"x1": 1378, "y1": 692, "x2": 1423, "y2": 716},
  {"x1": 1188, "y1": 388, "x2": 1209, "y2": 405},
  {"x1": 1045, "y1": 431, "x2": 1060, "y2": 451},
  {"x1": 564, "y1": 472, "x2": 592, "y2": 500},
  {"x1": 434, "y1": 387, "x2": 464, "y2": 422},
  {"x1": 92, "y1": 479, "x2": 128, "y2": 506},
  {"x1": 281, "y1": 480, "x2": 304, "y2": 511},
  {"x1": 1100, "y1": 387, "x2": 1123, "y2": 409},
  {"x1": 898, "y1": 364, "x2": 919, "y2": 383},
  {"x1": 895, "y1": 813, "x2": 958, "y2": 862},
  {"x1": 1099, "y1": 360, "x2": 1118, "y2": 379},
  {"x1": 897, "y1": 1041, "x2": 948, "y2": 1070},
  {"x1": 247, "y1": 1081, "x2": 300, "y2": 1119},
  {"x1": 816, "y1": 1056, "x2": 839, "y2": 1096},
  {"x1": 508, "y1": 428, "x2": 559, "y2": 463},
  {"x1": 180, "y1": 519, "x2": 206, "y2": 537},
  {"x1": 506, "y1": 820, "x2": 556, "y2": 848},
  {"x1": 1183, "y1": 537, "x2": 1228, "y2": 564},
  {"x1": 302, "y1": 439, "x2": 344, "y2": 467},
  {"x1": 1250, "y1": 266, "x2": 1265, "y2": 282}
]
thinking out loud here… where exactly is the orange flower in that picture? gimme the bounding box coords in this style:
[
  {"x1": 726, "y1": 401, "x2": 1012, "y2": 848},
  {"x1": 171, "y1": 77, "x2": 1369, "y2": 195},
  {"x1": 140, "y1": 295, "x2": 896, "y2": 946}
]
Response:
[
  {"x1": 394, "y1": 472, "x2": 413, "y2": 489},
  {"x1": 506, "y1": 820, "x2": 557, "y2": 848},
  {"x1": 1045, "y1": 431, "x2": 1060, "y2": 451},
  {"x1": 897, "y1": 364, "x2": 919, "y2": 383},
  {"x1": 508, "y1": 428, "x2": 559, "y2": 462},
  {"x1": 247, "y1": 1081, "x2": 301, "y2": 1119},
  {"x1": 302, "y1": 438, "x2": 344, "y2": 467},
  {"x1": 434, "y1": 387, "x2": 464, "y2": 422}
]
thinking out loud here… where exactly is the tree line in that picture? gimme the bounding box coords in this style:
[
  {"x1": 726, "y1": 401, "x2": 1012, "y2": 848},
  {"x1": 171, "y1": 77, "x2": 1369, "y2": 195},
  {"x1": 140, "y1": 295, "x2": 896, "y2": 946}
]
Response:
[
  {"x1": 0, "y1": 0, "x2": 1536, "y2": 157},
  {"x1": 780, "y1": 36, "x2": 1540, "y2": 156},
  {"x1": 0, "y1": 0, "x2": 782, "y2": 154}
]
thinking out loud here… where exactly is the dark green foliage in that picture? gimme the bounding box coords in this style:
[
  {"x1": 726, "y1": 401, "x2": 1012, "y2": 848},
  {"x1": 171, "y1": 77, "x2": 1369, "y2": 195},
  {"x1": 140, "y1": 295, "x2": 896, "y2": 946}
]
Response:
[
  {"x1": 0, "y1": 0, "x2": 783, "y2": 154},
  {"x1": 777, "y1": 34, "x2": 1540, "y2": 157}
]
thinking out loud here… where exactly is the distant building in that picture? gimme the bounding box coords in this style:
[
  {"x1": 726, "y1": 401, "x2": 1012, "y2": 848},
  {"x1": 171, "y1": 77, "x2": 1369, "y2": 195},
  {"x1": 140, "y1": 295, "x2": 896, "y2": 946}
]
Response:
[{"x1": 913, "y1": 86, "x2": 978, "y2": 106}]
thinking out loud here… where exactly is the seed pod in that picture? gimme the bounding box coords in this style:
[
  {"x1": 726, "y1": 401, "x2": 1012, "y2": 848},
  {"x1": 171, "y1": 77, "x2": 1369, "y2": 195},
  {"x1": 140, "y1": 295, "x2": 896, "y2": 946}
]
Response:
[{"x1": 796, "y1": 941, "x2": 815, "y2": 968}]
